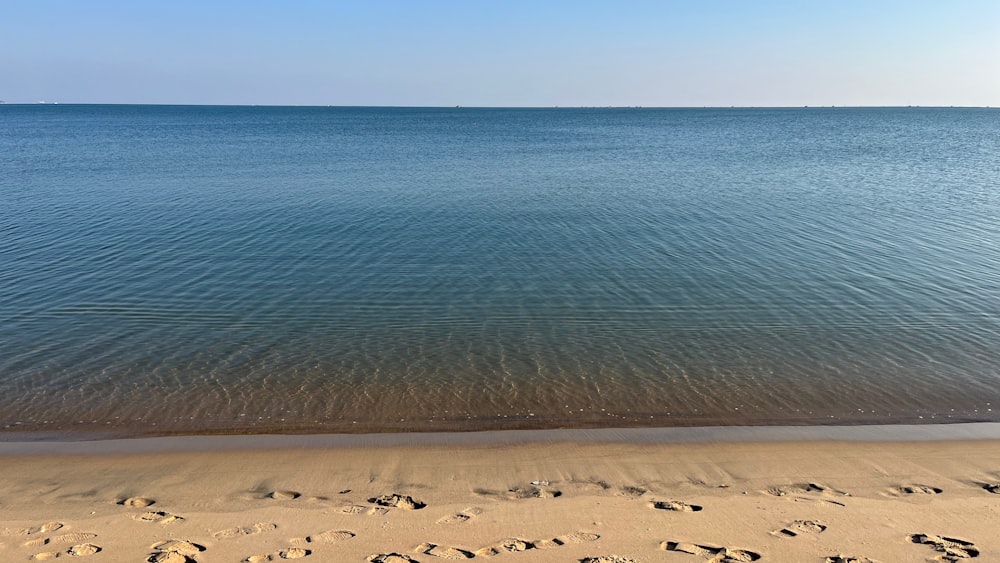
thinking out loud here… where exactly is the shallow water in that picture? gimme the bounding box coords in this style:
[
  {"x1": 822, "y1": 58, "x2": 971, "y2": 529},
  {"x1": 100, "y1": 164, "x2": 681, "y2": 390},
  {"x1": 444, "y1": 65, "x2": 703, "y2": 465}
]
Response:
[{"x1": 2, "y1": 105, "x2": 999, "y2": 437}]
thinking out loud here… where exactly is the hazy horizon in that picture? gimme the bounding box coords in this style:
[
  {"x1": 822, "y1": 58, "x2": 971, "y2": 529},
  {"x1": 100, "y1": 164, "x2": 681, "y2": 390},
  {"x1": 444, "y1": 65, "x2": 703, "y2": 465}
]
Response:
[{"x1": 4, "y1": 103, "x2": 998, "y2": 109}]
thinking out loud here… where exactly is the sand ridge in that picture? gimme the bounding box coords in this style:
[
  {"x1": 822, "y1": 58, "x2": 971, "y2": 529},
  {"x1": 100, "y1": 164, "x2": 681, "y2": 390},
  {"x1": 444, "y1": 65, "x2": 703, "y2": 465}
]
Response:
[{"x1": 0, "y1": 436, "x2": 998, "y2": 561}]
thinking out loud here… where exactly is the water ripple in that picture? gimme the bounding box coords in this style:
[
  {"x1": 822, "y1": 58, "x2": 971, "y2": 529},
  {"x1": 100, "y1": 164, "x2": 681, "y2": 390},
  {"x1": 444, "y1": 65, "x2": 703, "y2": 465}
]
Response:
[{"x1": 2, "y1": 106, "x2": 999, "y2": 436}]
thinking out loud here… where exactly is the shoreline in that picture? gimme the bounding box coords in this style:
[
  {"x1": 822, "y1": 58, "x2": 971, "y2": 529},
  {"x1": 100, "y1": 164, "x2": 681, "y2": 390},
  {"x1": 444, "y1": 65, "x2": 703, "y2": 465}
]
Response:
[
  {"x1": 1, "y1": 424, "x2": 999, "y2": 561},
  {"x1": 3, "y1": 421, "x2": 1000, "y2": 456}
]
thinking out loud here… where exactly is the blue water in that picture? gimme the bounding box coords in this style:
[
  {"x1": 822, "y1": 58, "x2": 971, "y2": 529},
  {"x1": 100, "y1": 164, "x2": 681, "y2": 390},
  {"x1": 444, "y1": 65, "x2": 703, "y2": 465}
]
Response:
[{"x1": 2, "y1": 105, "x2": 999, "y2": 436}]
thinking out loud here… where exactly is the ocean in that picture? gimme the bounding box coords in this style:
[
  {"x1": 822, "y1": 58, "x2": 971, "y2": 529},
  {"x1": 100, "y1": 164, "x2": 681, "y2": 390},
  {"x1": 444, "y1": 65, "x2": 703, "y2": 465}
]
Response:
[{"x1": 2, "y1": 105, "x2": 999, "y2": 437}]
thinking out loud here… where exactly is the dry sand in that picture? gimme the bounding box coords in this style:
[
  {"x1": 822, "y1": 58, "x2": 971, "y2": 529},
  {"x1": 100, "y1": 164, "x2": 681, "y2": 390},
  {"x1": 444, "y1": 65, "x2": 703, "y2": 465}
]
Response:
[{"x1": 1, "y1": 428, "x2": 999, "y2": 562}]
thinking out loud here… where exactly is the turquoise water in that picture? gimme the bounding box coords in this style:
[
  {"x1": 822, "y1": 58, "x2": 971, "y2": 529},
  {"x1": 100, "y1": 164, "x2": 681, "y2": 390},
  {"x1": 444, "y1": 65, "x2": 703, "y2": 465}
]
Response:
[{"x1": 2, "y1": 105, "x2": 999, "y2": 437}]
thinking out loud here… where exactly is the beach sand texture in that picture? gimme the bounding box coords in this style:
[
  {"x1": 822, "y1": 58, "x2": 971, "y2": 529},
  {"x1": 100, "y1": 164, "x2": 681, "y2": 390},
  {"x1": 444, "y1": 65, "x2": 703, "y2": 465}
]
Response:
[{"x1": 2, "y1": 437, "x2": 999, "y2": 562}]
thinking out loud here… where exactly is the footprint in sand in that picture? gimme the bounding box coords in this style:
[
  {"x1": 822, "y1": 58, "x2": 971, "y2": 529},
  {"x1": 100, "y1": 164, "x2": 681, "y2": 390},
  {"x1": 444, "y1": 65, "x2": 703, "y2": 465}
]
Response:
[
  {"x1": 134, "y1": 511, "x2": 184, "y2": 524},
  {"x1": 661, "y1": 540, "x2": 761, "y2": 562},
  {"x1": 651, "y1": 499, "x2": 702, "y2": 512},
  {"x1": 148, "y1": 539, "x2": 206, "y2": 563},
  {"x1": 368, "y1": 554, "x2": 419, "y2": 563},
  {"x1": 213, "y1": 522, "x2": 277, "y2": 540},
  {"x1": 771, "y1": 520, "x2": 827, "y2": 538},
  {"x1": 573, "y1": 478, "x2": 611, "y2": 493},
  {"x1": 268, "y1": 490, "x2": 302, "y2": 500},
  {"x1": 26, "y1": 532, "x2": 99, "y2": 548},
  {"x1": 768, "y1": 483, "x2": 849, "y2": 497},
  {"x1": 908, "y1": 533, "x2": 979, "y2": 560},
  {"x1": 341, "y1": 504, "x2": 390, "y2": 516},
  {"x1": 117, "y1": 497, "x2": 182, "y2": 524},
  {"x1": 5, "y1": 522, "x2": 64, "y2": 537},
  {"x1": 369, "y1": 494, "x2": 427, "y2": 510},
  {"x1": 148, "y1": 553, "x2": 195, "y2": 563},
  {"x1": 474, "y1": 538, "x2": 534, "y2": 557},
  {"x1": 120, "y1": 497, "x2": 156, "y2": 508},
  {"x1": 618, "y1": 485, "x2": 648, "y2": 498},
  {"x1": 535, "y1": 531, "x2": 600, "y2": 549},
  {"x1": 580, "y1": 557, "x2": 637, "y2": 563},
  {"x1": 890, "y1": 485, "x2": 943, "y2": 496},
  {"x1": 436, "y1": 507, "x2": 483, "y2": 524},
  {"x1": 67, "y1": 543, "x2": 101, "y2": 556},
  {"x1": 505, "y1": 485, "x2": 562, "y2": 499},
  {"x1": 39, "y1": 522, "x2": 64, "y2": 534},
  {"x1": 765, "y1": 483, "x2": 848, "y2": 506},
  {"x1": 295, "y1": 529, "x2": 356, "y2": 544},
  {"x1": 415, "y1": 542, "x2": 475, "y2": 559},
  {"x1": 245, "y1": 548, "x2": 312, "y2": 561},
  {"x1": 826, "y1": 556, "x2": 883, "y2": 563}
]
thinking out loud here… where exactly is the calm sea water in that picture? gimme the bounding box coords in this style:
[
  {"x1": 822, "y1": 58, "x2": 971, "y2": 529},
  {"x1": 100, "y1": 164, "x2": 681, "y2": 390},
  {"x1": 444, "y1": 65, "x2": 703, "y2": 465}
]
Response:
[{"x1": 2, "y1": 105, "x2": 999, "y2": 437}]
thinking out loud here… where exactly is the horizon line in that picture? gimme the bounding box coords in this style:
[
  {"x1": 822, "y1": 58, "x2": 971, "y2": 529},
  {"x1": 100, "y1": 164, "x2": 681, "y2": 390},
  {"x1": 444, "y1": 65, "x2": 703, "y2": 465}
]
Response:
[{"x1": 1, "y1": 102, "x2": 996, "y2": 110}]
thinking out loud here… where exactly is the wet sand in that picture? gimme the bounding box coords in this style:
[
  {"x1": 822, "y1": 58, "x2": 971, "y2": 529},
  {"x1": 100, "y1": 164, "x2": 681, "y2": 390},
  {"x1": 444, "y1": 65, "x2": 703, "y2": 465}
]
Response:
[{"x1": 2, "y1": 425, "x2": 999, "y2": 562}]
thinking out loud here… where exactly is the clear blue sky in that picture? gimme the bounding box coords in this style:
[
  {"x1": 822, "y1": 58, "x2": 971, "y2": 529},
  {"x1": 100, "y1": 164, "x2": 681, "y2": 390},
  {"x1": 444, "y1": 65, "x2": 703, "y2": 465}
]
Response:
[{"x1": 3, "y1": 0, "x2": 998, "y2": 106}]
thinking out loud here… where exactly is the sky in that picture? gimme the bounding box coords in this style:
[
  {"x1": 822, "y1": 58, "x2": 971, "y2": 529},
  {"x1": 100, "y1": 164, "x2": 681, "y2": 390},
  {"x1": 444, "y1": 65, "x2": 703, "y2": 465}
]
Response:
[{"x1": 2, "y1": 0, "x2": 999, "y2": 106}]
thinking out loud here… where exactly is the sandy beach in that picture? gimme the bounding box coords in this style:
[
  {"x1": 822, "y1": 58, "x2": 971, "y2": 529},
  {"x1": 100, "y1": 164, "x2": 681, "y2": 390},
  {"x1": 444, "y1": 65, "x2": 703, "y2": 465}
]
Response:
[{"x1": 1, "y1": 426, "x2": 999, "y2": 562}]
